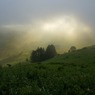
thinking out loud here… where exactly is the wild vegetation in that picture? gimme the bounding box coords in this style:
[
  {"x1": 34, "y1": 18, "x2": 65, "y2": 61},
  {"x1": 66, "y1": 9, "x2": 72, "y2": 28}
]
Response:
[
  {"x1": 0, "y1": 45, "x2": 95, "y2": 95},
  {"x1": 30, "y1": 45, "x2": 57, "y2": 62}
]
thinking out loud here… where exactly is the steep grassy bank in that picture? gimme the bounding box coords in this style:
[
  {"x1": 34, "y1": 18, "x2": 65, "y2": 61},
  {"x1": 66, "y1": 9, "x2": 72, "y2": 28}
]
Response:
[{"x1": 0, "y1": 45, "x2": 95, "y2": 95}]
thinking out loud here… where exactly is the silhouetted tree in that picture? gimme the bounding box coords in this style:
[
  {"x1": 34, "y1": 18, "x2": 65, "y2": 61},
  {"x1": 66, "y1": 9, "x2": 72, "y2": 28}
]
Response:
[
  {"x1": 30, "y1": 45, "x2": 57, "y2": 62},
  {"x1": 45, "y1": 45, "x2": 57, "y2": 59},
  {"x1": 30, "y1": 47, "x2": 45, "y2": 62},
  {"x1": 30, "y1": 50, "x2": 37, "y2": 62},
  {"x1": 36, "y1": 47, "x2": 45, "y2": 62},
  {"x1": 68, "y1": 46, "x2": 76, "y2": 52}
]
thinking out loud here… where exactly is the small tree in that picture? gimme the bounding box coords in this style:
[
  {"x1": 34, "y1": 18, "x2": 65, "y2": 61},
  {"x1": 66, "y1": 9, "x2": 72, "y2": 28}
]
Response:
[
  {"x1": 36, "y1": 47, "x2": 45, "y2": 62},
  {"x1": 30, "y1": 50, "x2": 37, "y2": 62},
  {"x1": 30, "y1": 45, "x2": 57, "y2": 62},
  {"x1": 30, "y1": 47, "x2": 46, "y2": 62},
  {"x1": 69, "y1": 46, "x2": 76, "y2": 52},
  {"x1": 45, "y1": 45, "x2": 57, "y2": 59}
]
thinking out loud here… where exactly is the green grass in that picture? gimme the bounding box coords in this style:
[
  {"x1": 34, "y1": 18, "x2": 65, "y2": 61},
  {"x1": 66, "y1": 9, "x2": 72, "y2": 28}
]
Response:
[
  {"x1": 0, "y1": 45, "x2": 95, "y2": 95},
  {"x1": 44, "y1": 45, "x2": 95, "y2": 64}
]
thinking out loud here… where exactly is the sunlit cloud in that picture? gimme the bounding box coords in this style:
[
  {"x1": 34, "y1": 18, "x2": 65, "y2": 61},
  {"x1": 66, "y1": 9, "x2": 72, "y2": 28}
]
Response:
[
  {"x1": 0, "y1": 15, "x2": 94, "y2": 53},
  {"x1": 39, "y1": 15, "x2": 92, "y2": 40}
]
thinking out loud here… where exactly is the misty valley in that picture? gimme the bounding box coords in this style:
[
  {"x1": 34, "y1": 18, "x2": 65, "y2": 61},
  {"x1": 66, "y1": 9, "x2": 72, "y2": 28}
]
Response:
[{"x1": 0, "y1": 0, "x2": 95, "y2": 95}]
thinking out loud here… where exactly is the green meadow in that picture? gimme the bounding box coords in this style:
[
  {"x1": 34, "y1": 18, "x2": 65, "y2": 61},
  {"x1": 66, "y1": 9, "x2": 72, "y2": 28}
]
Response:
[{"x1": 0, "y1": 45, "x2": 95, "y2": 95}]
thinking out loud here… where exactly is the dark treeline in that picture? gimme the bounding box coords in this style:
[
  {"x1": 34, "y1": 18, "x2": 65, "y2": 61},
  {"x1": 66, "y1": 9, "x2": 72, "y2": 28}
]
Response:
[{"x1": 30, "y1": 45, "x2": 57, "y2": 62}]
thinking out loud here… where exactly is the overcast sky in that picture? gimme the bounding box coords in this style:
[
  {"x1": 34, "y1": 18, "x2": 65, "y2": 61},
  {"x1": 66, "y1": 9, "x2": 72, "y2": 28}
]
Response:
[
  {"x1": 0, "y1": 0, "x2": 95, "y2": 27},
  {"x1": 0, "y1": 0, "x2": 95, "y2": 55}
]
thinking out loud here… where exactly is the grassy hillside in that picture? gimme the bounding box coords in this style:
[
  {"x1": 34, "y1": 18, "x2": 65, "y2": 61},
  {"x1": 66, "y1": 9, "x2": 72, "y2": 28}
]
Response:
[
  {"x1": 0, "y1": 45, "x2": 95, "y2": 95},
  {"x1": 0, "y1": 51, "x2": 30, "y2": 65},
  {"x1": 44, "y1": 45, "x2": 95, "y2": 64}
]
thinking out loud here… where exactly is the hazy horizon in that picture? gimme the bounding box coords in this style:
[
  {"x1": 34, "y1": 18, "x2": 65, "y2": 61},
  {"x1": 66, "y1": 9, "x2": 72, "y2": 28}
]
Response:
[{"x1": 0, "y1": 0, "x2": 95, "y2": 59}]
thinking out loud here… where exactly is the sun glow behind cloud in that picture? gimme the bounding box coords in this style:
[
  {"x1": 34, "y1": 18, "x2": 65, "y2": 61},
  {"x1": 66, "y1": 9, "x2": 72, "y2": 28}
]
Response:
[
  {"x1": 1, "y1": 15, "x2": 94, "y2": 53},
  {"x1": 40, "y1": 15, "x2": 92, "y2": 40}
]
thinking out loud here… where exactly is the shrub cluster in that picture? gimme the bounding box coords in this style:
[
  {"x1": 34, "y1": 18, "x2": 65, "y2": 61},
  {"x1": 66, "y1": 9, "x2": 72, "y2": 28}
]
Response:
[{"x1": 30, "y1": 45, "x2": 57, "y2": 62}]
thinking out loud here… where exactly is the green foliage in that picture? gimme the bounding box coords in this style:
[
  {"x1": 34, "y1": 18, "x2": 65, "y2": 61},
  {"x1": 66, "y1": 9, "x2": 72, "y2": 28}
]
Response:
[
  {"x1": 0, "y1": 45, "x2": 95, "y2": 95},
  {"x1": 30, "y1": 47, "x2": 46, "y2": 62},
  {"x1": 0, "y1": 60, "x2": 95, "y2": 95},
  {"x1": 45, "y1": 45, "x2": 57, "y2": 59},
  {"x1": 30, "y1": 45, "x2": 57, "y2": 62}
]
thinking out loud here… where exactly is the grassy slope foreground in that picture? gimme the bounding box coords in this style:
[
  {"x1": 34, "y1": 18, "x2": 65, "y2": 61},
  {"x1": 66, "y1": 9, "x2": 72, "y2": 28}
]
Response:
[{"x1": 0, "y1": 45, "x2": 95, "y2": 95}]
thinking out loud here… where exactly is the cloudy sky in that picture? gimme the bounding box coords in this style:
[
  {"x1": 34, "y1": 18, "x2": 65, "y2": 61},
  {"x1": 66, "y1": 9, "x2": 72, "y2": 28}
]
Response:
[
  {"x1": 0, "y1": 0, "x2": 95, "y2": 56},
  {"x1": 0, "y1": 0, "x2": 95, "y2": 25}
]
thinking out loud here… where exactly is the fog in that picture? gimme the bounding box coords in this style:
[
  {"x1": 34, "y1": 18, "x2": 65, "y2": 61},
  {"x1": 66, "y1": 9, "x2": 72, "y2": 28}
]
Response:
[
  {"x1": 0, "y1": 0, "x2": 95, "y2": 60},
  {"x1": 0, "y1": 15, "x2": 95, "y2": 60}
]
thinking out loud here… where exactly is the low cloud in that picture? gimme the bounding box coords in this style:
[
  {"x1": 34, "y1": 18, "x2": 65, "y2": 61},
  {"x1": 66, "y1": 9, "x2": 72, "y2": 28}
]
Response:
[{"x1": 0, "y1": 15, "x2": 95, "y2": 59}]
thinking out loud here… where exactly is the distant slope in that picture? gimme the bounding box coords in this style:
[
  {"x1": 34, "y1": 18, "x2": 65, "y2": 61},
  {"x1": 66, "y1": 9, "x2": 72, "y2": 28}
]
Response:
[
  {"x1": 0, "y1": 51, "x2": 30, "y2": 65},
  {"x1": 0, "y1": 45, "x2": 95, "y2": 65},
  {"x1": 44, "y1": 45, "x2": 95, "y2": 64},
  {"x1": 0, "y1": 30, "x2": 35, "y2": 60}
]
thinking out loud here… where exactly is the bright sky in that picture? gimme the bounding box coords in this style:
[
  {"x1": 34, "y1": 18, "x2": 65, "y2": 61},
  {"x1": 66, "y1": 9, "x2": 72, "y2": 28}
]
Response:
[
  {"x1": 0, "y1": 0, "x2": 95, "y2": 53},
  {"x1": 0, "y1": 0, "x2": 95, "y2": 26}
]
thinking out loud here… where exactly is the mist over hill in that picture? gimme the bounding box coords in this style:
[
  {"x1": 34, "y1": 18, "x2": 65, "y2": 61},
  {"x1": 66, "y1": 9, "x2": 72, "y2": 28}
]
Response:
[
  {"x1": 0, "y1": 16, "x2": 95, "y2": 62},
  {"x1": 1, "y1": 1, "x2": 95, "y2": 94},
  {"x1": 0, "y1": 29, "x2": 29, "y2": 60},
  {"x1": 0, "y1": 0, "x2": 95, "y2": 63},
  {"x1": 0, "y1": 25, "x2": 95, "y2": 61}
]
